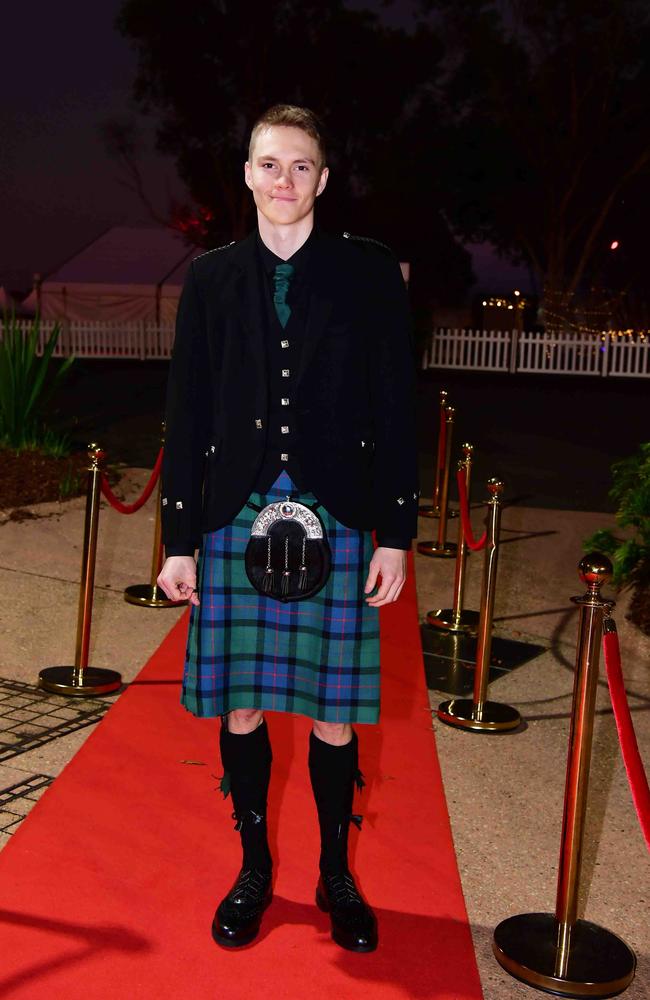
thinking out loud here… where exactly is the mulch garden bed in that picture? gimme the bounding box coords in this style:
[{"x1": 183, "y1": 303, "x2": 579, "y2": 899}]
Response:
[
  {"x1": 0, "y1": 449, "x2": 88, "y2": 510},
  {"x1": 0, "y1": 449, "x2": 121, "y2": 517},
  {"x1": 627, "y1": 586, "x2": 650, "y2": 637}
]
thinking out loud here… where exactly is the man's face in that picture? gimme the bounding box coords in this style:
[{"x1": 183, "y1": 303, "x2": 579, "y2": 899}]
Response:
[{"x1": 245, "y1": 125, "x2": 328, "y2": 228}]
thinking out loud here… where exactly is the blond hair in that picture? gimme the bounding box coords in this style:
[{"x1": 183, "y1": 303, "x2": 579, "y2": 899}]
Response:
[{"x1": 248, "y1": 104, "x2": 327, "y2": 169}]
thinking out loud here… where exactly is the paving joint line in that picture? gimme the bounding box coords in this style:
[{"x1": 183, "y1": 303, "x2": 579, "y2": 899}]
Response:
[{"x1": 0, "y1": 564, "x2": 127, "y2": 594}]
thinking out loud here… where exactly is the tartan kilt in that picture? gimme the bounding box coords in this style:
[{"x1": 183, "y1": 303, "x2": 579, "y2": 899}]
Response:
[{"x1": 182, "y1": 471, "x2": 381, "y2": 723}]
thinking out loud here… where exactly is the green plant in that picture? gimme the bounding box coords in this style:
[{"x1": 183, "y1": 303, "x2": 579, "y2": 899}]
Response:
[
  {"x1": 31, "y1": 427, "x2": 72, "y2": 458},
  {"x1": 0, "y1": 310, "x2": 74, "y2": 451},
  {"x1": 584, "y1": 443, "x2": 650, "y2": 588},
  {"x1": 58, "y1": 463, "x2": 82, "y2": 500}
]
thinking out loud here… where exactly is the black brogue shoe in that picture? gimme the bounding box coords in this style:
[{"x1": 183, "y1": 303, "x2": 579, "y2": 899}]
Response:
[
  {"x1": 212, "y1": 868, "x2": 272, "y2": 948},
  {"x1": 316, "y1": 871, "x2": 378, "y2": 952}
]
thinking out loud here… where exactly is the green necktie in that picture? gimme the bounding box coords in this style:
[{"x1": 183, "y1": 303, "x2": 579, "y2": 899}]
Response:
[{"x1": 273, "y1": 262, "x2": 295, "y2": 328}]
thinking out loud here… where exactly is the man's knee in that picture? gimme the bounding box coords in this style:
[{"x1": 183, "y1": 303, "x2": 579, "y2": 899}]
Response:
[
  {"x1": 227, "y1": 709, "x2": 264, "y2": 733},
  {"x1": 312, "y1": 720, "x2": 352, "y2": 746}
]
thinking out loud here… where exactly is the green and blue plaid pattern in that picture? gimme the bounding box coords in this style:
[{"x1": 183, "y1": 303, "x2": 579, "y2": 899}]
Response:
[{"x1": 182, "y1": 472, "x2": 380, "y2": 723}]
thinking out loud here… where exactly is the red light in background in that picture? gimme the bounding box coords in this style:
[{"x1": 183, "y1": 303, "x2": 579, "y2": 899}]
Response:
[{"x1": 610, "y1": 240, "x2": 619, "y2": 250}]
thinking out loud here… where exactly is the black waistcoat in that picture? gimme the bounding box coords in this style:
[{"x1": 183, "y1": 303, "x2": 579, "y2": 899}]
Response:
[
  {"x1": 253, "y1": 297, "x2": 307, "y2": 491},
  {"x1": 253, "y1": 236, "x2": 313, "y2": 492}
]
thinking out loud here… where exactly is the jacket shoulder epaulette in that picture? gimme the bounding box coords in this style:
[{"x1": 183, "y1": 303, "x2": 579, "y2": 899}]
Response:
[{"x1": 342, "y1": 232, "x2": 395, "y2": 257}]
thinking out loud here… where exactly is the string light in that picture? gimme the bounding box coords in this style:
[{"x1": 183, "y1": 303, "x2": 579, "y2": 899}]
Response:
[
  {"x1": 480, "y1": 286, "x2": 647, "y2": 341},
  {"x1": 483, "y1": 296, "x2": 526, "y2": 310}
]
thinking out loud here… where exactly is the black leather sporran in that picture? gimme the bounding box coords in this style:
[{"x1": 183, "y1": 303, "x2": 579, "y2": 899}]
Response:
[{"x1": 244, "y1": 498, "x2": 331, "y2": 602}]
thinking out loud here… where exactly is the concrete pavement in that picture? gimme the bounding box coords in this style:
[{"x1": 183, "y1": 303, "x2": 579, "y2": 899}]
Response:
[{"x1": 1, "y1": 472, "x2": 648, "y2": 998}]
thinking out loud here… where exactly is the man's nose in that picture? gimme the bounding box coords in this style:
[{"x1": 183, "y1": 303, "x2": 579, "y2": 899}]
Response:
[{"x1": 276, "y1": 171, "x2": 292, "y2": 188}]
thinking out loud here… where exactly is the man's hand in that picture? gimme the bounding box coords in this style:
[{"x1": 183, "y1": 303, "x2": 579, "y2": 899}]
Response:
[
  {"x1": 157, "y1": 555, "x2": 200, "y2": 606},
  {"x1": 364, "y1": 547, "x2": 407, "y2": 607}
]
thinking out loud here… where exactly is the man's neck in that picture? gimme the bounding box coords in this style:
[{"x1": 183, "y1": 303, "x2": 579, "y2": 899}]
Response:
[{"x1": 257, "y1": 214, "x2": 314, "y2": 260}]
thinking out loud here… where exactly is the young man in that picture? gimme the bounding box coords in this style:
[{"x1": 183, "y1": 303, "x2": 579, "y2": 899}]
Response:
[{"x1": 158, "y1": 105, "x2": 418, "y2": 952}]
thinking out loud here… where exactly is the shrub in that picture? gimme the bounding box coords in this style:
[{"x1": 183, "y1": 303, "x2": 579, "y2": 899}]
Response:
[
  {"x1": 584, "y1": 443, "x2": 650, "y2": 589},
  {"x1": 0, "y1": 311, "x2": 74, "y2": 451}
]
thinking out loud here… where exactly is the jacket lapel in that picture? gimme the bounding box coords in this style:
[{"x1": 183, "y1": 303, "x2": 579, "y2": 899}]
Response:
[{"x1": 224, "y1": 233, "x2": 268, "y2": 396}]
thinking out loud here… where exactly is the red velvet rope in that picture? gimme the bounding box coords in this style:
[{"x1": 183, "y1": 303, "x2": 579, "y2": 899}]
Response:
[
  {"x1": 456, "y1": 467, "x2": 487, "y2": 551},
  {"x1": 100, "y1": 448, "x2": 163, "y2": 515},
  {"x1": 602, "y1": 624, "x2": 650, "y2": 853}
]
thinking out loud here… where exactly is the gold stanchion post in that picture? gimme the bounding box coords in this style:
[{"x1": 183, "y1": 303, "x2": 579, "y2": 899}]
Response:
[
  {"x1": 419, "y1": 388, "x2": 448, "y2": 518},
  {"x1": 492, "y1": 554, "x2": 636, "y2": 997},
  {"x1": 427, "y1": 443, "x2": 480, "y2": 633},
  {"x1": 437, "y1": 478, "x2": 520, "y2": 731},
  {"x1": 39, "y1": 444, "x2": 122, "y2": 696},
  {"x1": 124, "y1": 424, "x2": 182, "y2": 608},
  {"x1": 417, "y1": 406, "x2": 457, "y2": 558}
]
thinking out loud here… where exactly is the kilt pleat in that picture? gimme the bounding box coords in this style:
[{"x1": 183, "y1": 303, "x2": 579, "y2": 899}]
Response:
[{"x1": 182, "y1": 471, "x2": 380, "y2": 723}]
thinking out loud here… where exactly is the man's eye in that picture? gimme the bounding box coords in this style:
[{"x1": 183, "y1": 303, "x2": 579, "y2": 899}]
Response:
[
  {"x1": 262, "y1": 162, "x2": 275, "y2": 169},
  {"x1": 295, "y1": 164, "x2": 309, "y2": 171}
]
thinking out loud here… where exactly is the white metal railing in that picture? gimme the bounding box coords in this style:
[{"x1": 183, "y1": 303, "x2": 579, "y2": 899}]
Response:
[
  {"x1": 6, "y1": 318, "x2": 176, "y2": 360},
  {"x1": 424, "y1": 328, "x2": 650, "y2": 378}
]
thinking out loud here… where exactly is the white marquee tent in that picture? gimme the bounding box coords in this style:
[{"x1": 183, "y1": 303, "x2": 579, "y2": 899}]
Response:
[{"x1": 29, "y1": 226, "x2": 199, "y2": 323}]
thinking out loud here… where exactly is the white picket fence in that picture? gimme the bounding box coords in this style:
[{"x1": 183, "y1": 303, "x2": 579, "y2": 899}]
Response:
[
  {"x1": 8, "y1": 318, "x2": 176, "y2": 360},
  {"x1": 423, "y1": 328, "x2": 650, "y2": 378},
  {"x1": 4, "y1": 318, "x2": 650, "y2": 376}
]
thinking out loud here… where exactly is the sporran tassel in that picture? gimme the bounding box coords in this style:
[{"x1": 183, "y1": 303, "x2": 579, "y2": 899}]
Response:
[
  {"x1": 262, "y1": 535, "x2": 274, "y2": 593},
  {"x1": 281, "y1": 535, "x2": 291, "y2": 596},
  {"x1": 298, "y1": 535, "x2": 308, "y2": 591}
]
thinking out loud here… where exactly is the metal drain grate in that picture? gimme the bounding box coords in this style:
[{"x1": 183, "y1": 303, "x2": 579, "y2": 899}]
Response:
[
  {"x1": 0, "y1": 676, "x2": 111, "y2": 762},
  {"x1": 0, "y1": 773, "x2": 54, "y2": 835}
]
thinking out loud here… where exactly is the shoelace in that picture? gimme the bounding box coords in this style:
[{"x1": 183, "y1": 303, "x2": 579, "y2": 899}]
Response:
[
  {"x1": 327, "y1": 872, "x2": 364, "y2": 906},
  {"x1": 231, "y1": 869, "x2": 270, "y2": 903},
  {"x1": 232, "y1": 809, "x2": 264, "y2": 832}
]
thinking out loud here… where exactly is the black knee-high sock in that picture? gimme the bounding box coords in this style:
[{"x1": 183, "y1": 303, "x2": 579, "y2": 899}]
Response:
[
  {"x1": 308, "y1": 730, "x2": 361, "y2": 876},
  {"x1": 219, "y1": 719, "x2": 273, "y2": 874}
]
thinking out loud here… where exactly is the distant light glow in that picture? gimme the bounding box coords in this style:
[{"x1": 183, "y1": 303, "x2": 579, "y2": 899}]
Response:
[
  {"x1": 514, "y1": 289, "x2": 520, "y2": 296},
  {"x1": 610, "y1": 240, "x2": 619, "y2": 250}
]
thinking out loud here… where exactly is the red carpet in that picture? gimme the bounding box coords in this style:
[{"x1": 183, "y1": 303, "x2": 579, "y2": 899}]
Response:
[{"x1": 0, "y1": 557, "x2": 482, "y2": 999}]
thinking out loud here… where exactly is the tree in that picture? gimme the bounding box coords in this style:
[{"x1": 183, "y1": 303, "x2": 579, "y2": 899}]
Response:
[
  {"x1": 423, "y1": 0, "x2": 650, "y2": 325},
  {"x1": 114, "y1": 0, "x2": 473, "y2": 310}
]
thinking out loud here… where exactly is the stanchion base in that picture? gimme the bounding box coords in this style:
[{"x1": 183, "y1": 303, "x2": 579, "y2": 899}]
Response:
[
  {"x1": 124, "y1": 584, "x2": 185, "y2": 608},
  {"x1": 426, "y1": 608, "x2": 480, "y2": 634},
  {"x1": 437, "y1": 698, "x2": 521, "y2": 732},
  {"x1": 418, "y1": 505, "x2": 459, "y2": 519},
  {"x1": 38, "y1": 666, "x2": 122, "y2": 697},
  {"x1": 493, "y1": 913, "x2": 636, "y2": 998},
  {"x1": 417, "y1": 540, "x2": 457, "y2": 559}
]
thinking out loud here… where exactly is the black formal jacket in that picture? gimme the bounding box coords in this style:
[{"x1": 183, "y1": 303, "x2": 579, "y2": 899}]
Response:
[{"x1": 161, "y1": 229, "x2": 419, "y2": 556}]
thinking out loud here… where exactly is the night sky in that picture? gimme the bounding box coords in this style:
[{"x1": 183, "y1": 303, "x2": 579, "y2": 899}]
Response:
[
  {"x1": 1, "y1": 0, "x2": 527, "y2": 294},
  {"x1": 1, "y1": 1, "x2": 404, "y2": 287},
  {"x1": 1, "y1": 0, "x2": 181, "y2": 287}
]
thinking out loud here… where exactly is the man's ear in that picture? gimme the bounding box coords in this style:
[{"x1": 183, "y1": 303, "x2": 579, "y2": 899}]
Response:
[
  {"x1": 244, "y1": 161, "x2": 253, "y2": 190},
  {"x1": 316, "y1": 166, "x2": 329, "y2": 197}
]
